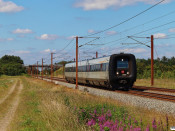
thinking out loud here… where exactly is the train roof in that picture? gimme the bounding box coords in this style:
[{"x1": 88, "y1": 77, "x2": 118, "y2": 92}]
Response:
[{"x1": 65, "y1": 56, "x2": 110, "y2": 67}]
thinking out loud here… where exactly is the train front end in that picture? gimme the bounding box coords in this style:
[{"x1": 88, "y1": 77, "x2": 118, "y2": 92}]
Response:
[{"x1": 109, "y1": 53, "x2": 136, "y2": 90}]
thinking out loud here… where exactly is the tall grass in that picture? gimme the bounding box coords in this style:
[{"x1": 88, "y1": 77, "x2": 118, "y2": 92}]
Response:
[{"x1": 8, "y1": 77, "x2": 175, "y2": 130}]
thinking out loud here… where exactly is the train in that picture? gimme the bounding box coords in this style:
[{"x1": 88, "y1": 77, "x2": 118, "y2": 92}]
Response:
[{"x1": 65, "y1": 53, "x2": 137, "y2": 90}]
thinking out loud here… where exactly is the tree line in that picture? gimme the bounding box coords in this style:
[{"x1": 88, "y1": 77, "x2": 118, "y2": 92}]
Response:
[
  {"x1": 137, "y1": 56, "x2": 175, "y2": 79},
  {"x1": 0, "y1": 55, "x2": 26, "y2": 76}
]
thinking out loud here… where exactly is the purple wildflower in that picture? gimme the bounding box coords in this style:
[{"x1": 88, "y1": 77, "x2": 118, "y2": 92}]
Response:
[
  {"x1": 107, "y1": 110, "x2": 112, "y2": 118},
  {"x1": 94, "y1": 109, "x2": 97, "y2": 114},
  {"x1": 152, "y1": 118, "x2": 157, "y2": 130},
  {"x1": 118, "y1": 127, "x2": 123, "y2": 131},
  {"x1": 120, "y1": 121, "x2": 122, "y2": 125},
  {"x1": 103, "y1": 120, "x2": 112, "y2": 128},
  {"x1": 134, "y1": 120, "x2": 138, "y2": 125},
  {"x1": 98, "y1": 115, "x2": 106, "y2": 123},
  {"x1": 128, "y1": 115, "x2": 131, "y2": 121},
  {"x1": 146, "y1": 125, "x2": 149, "y2": 131},
  {"x1": 130, "y1": 125, "x2": 133, "y2": 129},
  {"x1": 101, "y1": 108, "x2": 104, "y2": 114},
  {"x1": 87, "y1": 119, "x2": 96, "y2": 126}
]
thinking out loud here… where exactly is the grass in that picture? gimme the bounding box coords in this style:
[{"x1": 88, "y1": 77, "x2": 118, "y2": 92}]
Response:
[
  {"x1": 135, "y1": 78, "x2": 175, "y2": 89},
  {"x1": 7, "y1": 76, "x2": 175, "y2": 131},
  {"x1": 0, "y1": 80, "x2": 20, "y2": 119},
  {"x1": 0, "y1": 76, "x2": 16, "y2": 100},
  {"x1": 53, "y1": 67, "x2": 64, "y2": 78}
]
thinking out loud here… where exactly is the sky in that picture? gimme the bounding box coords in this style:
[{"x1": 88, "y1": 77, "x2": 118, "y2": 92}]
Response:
[{"x1": 0, "y1": 0, "x2": 175, "y2": 65}]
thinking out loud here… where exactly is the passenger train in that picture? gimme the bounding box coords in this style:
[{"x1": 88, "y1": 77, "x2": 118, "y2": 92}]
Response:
[{"x1": 65, "y1": 53, "x2": 137, "y2": 90}]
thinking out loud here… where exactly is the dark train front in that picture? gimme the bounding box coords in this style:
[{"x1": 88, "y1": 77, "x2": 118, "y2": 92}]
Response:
[{"x1": 109, "y1": 53, "x2": 137, "y2": 90}]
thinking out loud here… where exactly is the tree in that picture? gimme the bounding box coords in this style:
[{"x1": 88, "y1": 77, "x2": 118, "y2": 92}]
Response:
[{"x1": 0, "y1": 55, "x2": 25, "y2": 76}]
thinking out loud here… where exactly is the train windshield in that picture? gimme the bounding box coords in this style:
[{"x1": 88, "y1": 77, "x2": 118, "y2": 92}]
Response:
[{"x1": 117, "y1": 59, "x2": 128, "y2": 68}]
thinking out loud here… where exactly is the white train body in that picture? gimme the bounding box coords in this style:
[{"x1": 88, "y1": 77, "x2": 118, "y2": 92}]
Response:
[{"x1": 65, "y1": 56, "x2": 110, "y2": 86}]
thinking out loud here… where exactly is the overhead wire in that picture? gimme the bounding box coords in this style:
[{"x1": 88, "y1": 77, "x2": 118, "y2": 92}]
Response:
[{"x1": 83, "y1": 0, "x2": 166, "y2": 37}]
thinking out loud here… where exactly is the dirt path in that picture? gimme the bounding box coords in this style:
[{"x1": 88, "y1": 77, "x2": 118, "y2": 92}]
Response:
[
  {"x1": 0, "y1": 80, "x2": 17, "y2": 105},
  {"x1": 0, "y1": 81, "x2": 23, "y2": 131}
]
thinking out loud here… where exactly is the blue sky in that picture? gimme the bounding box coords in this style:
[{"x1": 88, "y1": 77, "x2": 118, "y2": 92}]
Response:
[{"x1": 0, "y1": 0, "x2": 175, "y2": 65}]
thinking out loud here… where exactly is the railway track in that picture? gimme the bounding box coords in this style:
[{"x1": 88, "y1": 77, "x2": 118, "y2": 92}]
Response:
[
  {"x1": 132, "y1": 85, "x2": 175, "y2": 93},
  {"x1": 35, "y1": 76, "x2": 175, "y2": 103},
  {"x1": 116, "y1": 90, "x2": 175, "y2": 103}
]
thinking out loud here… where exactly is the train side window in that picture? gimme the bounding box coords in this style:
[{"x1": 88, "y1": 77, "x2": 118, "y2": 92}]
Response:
[
  {"x1": 98, "y1": 64, "x2": 101, "y2": 71},
  {"x1": 102, "y1": 63, "x2": 106, "y2": 71},
  {"x1": 84, "y1": 66, "x2": 86, "y2": 72},
  {"x1": 106, "y1": 63, "x2": 108, "y2": 71},
  {"x1": 96, "y1": 64, "x2": 98, "y2": 71}
]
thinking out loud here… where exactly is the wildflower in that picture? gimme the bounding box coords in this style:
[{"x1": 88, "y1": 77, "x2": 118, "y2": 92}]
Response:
[
  {"x1": 94, "y1": 109, "x2": 97, "y2": 114},
  {"x1": 130, "y1": 125, "x2": 133, "y2": 130},
  {"x1": 133, "y1": 127, "x2": 141, "y2": 131},
  {"x1": 152, "y1": 118, "x2": 157, "y2": 130},
  {"x1": 98, "y1": 115, "x2": 106, "y2": 123},
  {"x1": 107, "y1": 110, "x2": 112, "y2": 118},
  {"x1": 87, "y1": 119, "x2": 96, "y2": 126},
  {"x1": 111, "y1": 123, "x2": 118, "y2": 130},
  {"x1": 152, "y1": 118, "x2": 156, "y2": 125},
  {"x1": 118, "y1": 127, "x2": 123, "y2": 131},
  {"x1": 103, "y1": 120, "x2": 112, "y2": 129},
  {"x1": 120, "y1": 121, "x2": 122, "y2": 125},
  {"x1": 146, "y1": 125, "x2": 150, "y2": 131},
  {"x1": 101, "y1": 108, "x2": 104, "y2": 114},
  {"x1": 128, "y1": 115, "x2": 131, "y2": 121}
]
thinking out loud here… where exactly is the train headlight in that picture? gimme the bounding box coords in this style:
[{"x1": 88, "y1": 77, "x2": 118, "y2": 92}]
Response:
[
  {"x1": 127, "y1": 72, "x2": 129, "y2": 75},
  {"x1": 117, "y1": 72, "x2": 119, "y2": 75}
]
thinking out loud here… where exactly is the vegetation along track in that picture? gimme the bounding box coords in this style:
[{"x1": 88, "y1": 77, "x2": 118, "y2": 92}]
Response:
[{"x1": 36, "y1": 76, "x2": 175, "y2": 103}]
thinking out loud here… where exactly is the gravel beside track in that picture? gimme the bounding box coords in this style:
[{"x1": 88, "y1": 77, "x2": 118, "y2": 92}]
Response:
[{"x1": 40, "y1": 79, "x2": 175, "y2": 117}]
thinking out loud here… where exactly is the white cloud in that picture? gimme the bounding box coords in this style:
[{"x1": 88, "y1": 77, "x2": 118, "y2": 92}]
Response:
[
  {"x1": 37, "y1": 34, "x2": 59, "y2": 40},
  {"x1": 106, "y1": 31, "x2": 117, "y2": 35},
  {"x1": 154, "y1": 33, "x2": 167, "y2": 39},
  {"x1": 169, "y1": 28, "x2": 175, "y2": 32},
  {"x1": 0, "y1": 0, "x2": 24, "y2": 13},
  {"x1": 88, "y1": 29, "x2": 95, "y2": 33},
  {"x1": 41, "y1": 49, "x2": 56, "y2": 53},
  {"x1": 0, "y1": 37, "x2": 14, "y2": 42},
  {"x1": 74, "y1": 0, "x2": 171, "y2": 10},
  {"x1": 12, "y1": 28, "x2": 33, "y2": 34},
  {"x1": 43, "y1": 49, "x2": 51, "y2": 53},
  {"x1": 6, "y1": 38, "x2": 14, "y2": 41},
  {"x1": 66, "y1": 35, "x2": 76, "y2": 40},
  {"x1": 119, "y1": 48, "x2": 147, "y2": 53},
  {"x1": 15, "y1": 50, "x2": 30, "y2": 54}
]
